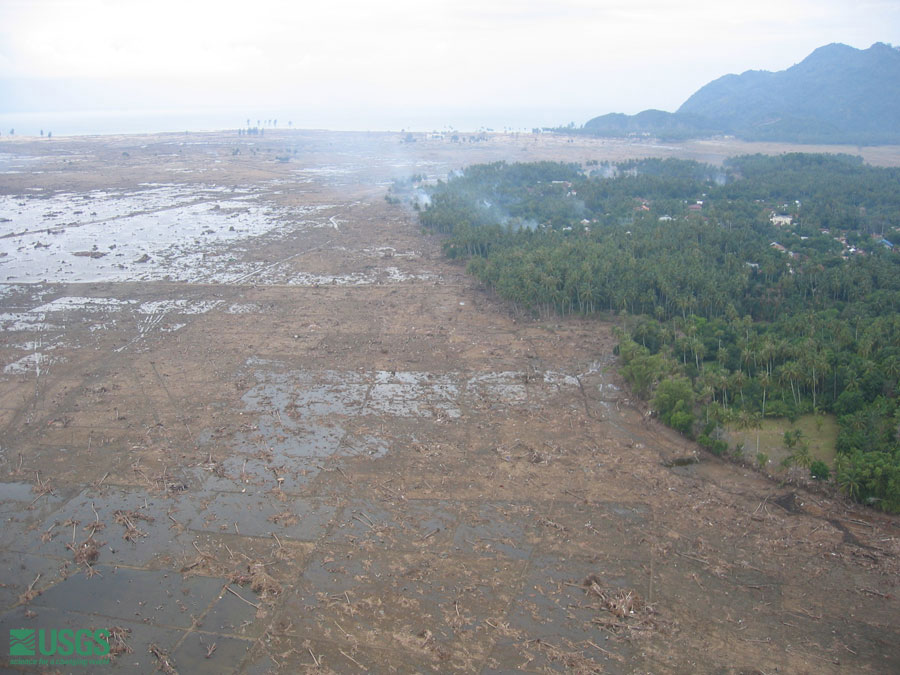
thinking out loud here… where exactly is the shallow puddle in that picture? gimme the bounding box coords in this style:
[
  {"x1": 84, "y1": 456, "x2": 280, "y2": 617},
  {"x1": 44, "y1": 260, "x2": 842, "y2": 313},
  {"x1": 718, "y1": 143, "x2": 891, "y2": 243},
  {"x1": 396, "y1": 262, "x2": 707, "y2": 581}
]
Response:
[
  {"x1": 0, "y1": 184, "x2": 334, "y2": 283},
  {"x1": 1, "y1": 294, "x2": 226, "y2": 372}
]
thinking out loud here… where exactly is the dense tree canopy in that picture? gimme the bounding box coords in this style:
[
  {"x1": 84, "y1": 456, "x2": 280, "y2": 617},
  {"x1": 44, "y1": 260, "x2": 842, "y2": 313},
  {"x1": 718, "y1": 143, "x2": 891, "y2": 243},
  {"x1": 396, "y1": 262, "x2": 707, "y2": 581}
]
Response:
[{"x1": 416, "y1": 154, "x2": 900, "y2": 512}]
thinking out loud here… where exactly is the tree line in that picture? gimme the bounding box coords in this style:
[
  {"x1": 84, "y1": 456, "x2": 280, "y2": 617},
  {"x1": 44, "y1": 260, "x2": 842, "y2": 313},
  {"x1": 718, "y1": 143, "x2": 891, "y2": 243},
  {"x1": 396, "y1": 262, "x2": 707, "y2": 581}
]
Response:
[{"x1": 417, "y1": 155, "x2": 900, "y2": 512}]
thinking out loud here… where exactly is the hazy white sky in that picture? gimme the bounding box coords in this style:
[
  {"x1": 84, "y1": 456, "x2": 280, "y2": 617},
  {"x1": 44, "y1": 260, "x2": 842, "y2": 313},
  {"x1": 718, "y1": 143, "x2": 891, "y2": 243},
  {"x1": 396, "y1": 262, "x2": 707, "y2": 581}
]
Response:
[{"x1": 1, "y1": 0, "x2": 898, "y2": 128}]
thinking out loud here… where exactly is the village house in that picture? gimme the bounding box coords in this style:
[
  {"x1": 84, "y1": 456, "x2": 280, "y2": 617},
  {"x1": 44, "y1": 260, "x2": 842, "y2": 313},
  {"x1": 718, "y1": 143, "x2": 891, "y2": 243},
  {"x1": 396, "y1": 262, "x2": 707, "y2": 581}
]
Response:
[{"x1": 770, "y1": 212, "x2": 793, "y2": 226}]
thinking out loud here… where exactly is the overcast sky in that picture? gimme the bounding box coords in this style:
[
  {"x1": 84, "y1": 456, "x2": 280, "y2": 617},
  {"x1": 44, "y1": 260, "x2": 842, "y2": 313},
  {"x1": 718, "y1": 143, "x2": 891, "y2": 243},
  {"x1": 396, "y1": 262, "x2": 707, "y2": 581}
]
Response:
[{"x1": 1, "y1": 0, "x2": 898, "y2": 130}]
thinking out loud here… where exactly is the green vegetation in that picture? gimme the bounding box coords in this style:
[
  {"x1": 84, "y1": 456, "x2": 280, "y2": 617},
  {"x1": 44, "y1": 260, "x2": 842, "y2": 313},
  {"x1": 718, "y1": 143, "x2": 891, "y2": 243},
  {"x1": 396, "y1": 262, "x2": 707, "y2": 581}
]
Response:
[
  {"x1": 726, "y1": 413, "x2": 838, "y2": 471},
  {"x1": 810, "y1": 460, "x2": 831, "y2": 480},
  {"x1": 416, "y1": 154, "x2": 900, "y2": 512}
]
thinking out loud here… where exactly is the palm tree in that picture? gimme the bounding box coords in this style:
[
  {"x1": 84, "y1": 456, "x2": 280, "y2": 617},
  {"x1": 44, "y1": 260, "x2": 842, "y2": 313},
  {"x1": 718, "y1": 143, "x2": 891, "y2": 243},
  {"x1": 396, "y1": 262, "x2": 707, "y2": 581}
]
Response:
[
  {"x1": 761, "y1": 337, "x2": 777, "y2": 376},
  {"x1": 740, "y1": 345, "x2": 755, "y2": 377},
  {"x1": 802, "y1": 344, "x2": 829, "y2": 410},
  {"x1": 735, "y1": 410, "x2": 763, "y2": 454},
  {"x1": 883, "y1": 357, "x2": 900, "y2": 387},
  {"x1": 834, "y1": 455, "x2": 861, "y2": 500},
  {"x1": 758, "y1": 371, "x2": 770, "y2": 417},
  {"x1": 731, "y1": 370, "x2": 746, "y2": 406},
  {"x1": 779, "y1": 361, "x2": 803, "y2": 407},
  {"x1": 857, "y1": 333, "x2": 874, "y2": 360},
  {"x1": 700, "y1": 370, "x2": 719, "y2": 407},
  {"x1": 843, "y1": 365, "x2": 860, "y2": 392},
  {"x1": 789, "y1": 443, "x2": 812, "y2": 469},
  {"x1": 718, "y1": 370, "x2": 729, "y2": 409},
  {"x1": 717, "y1": 346, "x2": 728, "y2": 369},
  {"x1": 688, "y1": 336, "x2": 705, "y2": 371}
]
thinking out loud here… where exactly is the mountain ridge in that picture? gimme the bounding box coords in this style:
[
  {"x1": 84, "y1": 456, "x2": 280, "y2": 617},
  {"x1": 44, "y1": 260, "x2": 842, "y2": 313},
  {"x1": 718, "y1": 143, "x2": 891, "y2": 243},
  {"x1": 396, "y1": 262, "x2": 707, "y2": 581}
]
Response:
[{"x1": 583, "y1": 43, "x2": 900, "y2": 144}]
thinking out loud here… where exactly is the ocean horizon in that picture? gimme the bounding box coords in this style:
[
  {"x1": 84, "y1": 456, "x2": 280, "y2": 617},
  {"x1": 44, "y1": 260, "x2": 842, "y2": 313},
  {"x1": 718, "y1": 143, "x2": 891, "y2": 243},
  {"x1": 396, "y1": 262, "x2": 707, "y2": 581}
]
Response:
[{"x1": 0, "y1": 106, "x2": 584, "y2": 138}]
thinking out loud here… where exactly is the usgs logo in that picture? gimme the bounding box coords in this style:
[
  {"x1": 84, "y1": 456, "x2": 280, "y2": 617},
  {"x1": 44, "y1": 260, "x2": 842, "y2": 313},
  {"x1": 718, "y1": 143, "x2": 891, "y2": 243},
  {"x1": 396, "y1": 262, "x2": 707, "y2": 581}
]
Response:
[{"x1": 9, "y1": 628, "x2": 110, "y2": 657}]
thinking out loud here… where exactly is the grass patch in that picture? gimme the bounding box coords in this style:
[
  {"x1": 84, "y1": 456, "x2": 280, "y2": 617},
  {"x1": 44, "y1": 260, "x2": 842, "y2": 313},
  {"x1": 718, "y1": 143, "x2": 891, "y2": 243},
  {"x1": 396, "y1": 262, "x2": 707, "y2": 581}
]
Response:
[{"x1": 724, "y1": 413, "x2": 838, "y2": 473}]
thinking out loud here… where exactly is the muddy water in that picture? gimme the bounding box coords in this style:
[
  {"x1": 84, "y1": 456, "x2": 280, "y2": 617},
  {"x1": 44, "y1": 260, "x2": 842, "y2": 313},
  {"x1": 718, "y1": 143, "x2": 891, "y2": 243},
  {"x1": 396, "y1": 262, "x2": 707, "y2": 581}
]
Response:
[{"x1": 0, "y1": 184, "x2": 342, "y2": 283}]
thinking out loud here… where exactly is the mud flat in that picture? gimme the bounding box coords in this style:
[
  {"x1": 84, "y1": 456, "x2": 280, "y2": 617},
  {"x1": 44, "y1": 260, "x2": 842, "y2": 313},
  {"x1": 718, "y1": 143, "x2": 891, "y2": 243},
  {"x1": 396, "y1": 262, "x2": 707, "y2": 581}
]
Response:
[{"x1": 1, "y1": 130, "x2": 898, "y2": 673}]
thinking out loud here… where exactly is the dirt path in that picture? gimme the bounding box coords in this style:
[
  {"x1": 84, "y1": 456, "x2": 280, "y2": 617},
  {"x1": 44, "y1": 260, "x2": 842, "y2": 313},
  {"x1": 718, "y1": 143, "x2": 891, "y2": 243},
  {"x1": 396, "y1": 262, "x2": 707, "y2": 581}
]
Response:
[{"x1": 0, "y1": 131, "x2": 898, "y2": 673}]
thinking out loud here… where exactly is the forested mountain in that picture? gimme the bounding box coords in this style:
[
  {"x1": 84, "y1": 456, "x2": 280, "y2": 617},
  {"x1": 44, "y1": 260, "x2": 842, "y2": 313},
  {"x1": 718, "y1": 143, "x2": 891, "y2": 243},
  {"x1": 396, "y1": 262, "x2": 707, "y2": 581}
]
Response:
[
  {"x1": 410, "y1": 155, "x2": 900, "y2": 512},
  {"x1": 582, "y1": 43, "x2": 900, "y2": 144}
]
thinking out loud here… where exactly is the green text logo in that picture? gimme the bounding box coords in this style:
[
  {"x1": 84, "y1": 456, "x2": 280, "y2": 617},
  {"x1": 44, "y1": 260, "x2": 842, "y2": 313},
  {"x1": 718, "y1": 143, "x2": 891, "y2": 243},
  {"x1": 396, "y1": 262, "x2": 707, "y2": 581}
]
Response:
[
  {"x1": 9, "y1": 629, "x2": 35, "y2": 656},
  {"x1": 8, "y1": 628, "x2": 109, "y2": 658}
]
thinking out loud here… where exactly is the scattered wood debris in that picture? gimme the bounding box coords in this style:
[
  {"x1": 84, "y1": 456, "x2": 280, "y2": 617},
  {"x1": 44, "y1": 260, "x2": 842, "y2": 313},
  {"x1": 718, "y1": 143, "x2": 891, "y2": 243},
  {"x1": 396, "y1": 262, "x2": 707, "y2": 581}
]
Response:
[
  {"x1": 230, "y1": 563, "x2": 283, "y2": 600},
  {"x1": 149, "y1": 643, "x2": 178, "y2": 674},
  {"x1": 17, "y1": 574, "x2": 42, "y2": 606},
  {"x1": 30, "y1": 471, "x2": 55, "y2": 504},
  {"x1": 584, "y1": 574, "x2": 658, "y2": 633},
  {"x1": 525, "y1": 638, "x2": 607, "y2": 673},
  {"x1": 41, "y1": 523, "x2": 57, "y2": 543},
  {"x1": 267, "y1": 510, "x2": 299, "y2": 527},
  {"x1": 114, "y1": 509, "x2": 153, "y2": 542},
  {"x1": 107, "y1": 626, "x2": 133, "y2": 659},
  {"x1": 67, "y1": 536, "x2": 103, "y2": 567}
]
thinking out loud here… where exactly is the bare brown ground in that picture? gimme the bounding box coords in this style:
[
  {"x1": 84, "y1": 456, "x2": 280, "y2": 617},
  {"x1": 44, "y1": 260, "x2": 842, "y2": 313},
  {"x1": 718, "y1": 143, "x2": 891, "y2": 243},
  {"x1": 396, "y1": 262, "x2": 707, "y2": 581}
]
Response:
[{"x1": 0, "y1": 130, "x2": 898, "y2": 674}]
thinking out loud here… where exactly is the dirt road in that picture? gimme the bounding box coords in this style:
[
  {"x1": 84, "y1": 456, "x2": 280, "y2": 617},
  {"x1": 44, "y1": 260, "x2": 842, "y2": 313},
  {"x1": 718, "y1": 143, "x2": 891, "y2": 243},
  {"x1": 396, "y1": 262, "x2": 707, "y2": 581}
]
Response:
[{"x1": 1, "y1": 130, "x2": 898, "y2": 673}]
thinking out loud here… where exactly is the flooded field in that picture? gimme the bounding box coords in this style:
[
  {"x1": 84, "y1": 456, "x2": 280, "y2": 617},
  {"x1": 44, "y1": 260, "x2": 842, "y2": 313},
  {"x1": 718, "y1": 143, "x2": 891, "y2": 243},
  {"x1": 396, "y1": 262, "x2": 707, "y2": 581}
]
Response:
[{"x1": 1, "y1": 130, "x2": 899, "y2": 673}]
